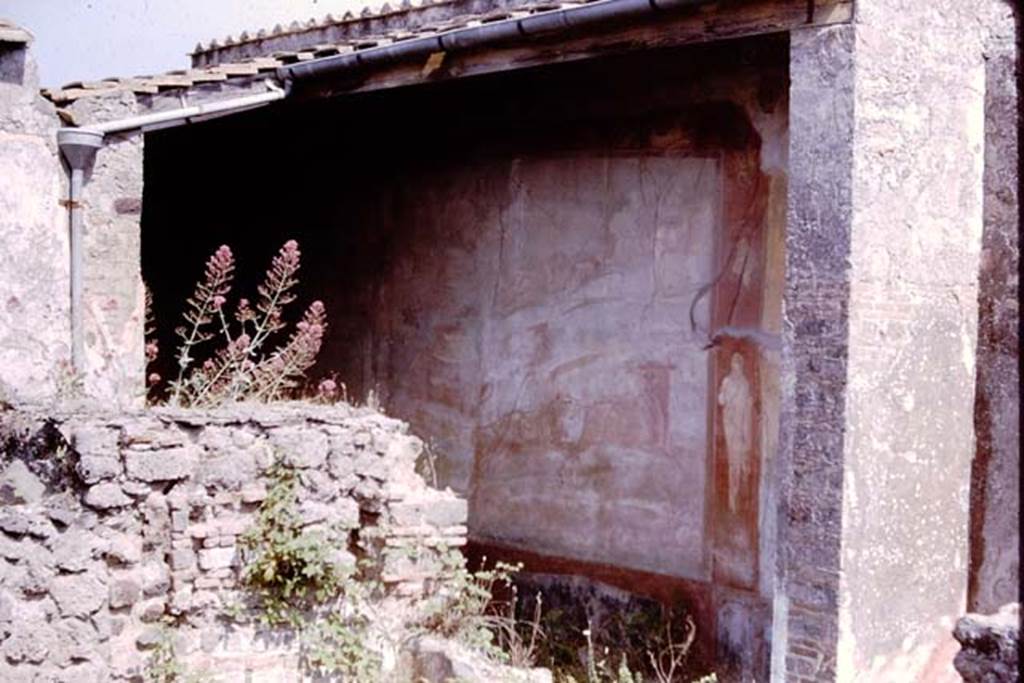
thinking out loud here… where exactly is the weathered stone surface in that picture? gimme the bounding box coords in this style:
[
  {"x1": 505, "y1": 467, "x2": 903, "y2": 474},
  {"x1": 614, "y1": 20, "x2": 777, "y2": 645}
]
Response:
[
  {"x1": 2, "y1": 621, "x2": 50, "y2": 663},
  {"x1": 954, "y1": 603, "x2": 1020, "y2": 683},
  {"x1": 271, "y1": 427, "x2": 328, "y2": 469},
  {"x1": 83, "y1": 482, "x2": 131, "y2": 509},
  {"x1": 0, "y1": 402, "x2": 467, "y2": 680},
  {"x1": 169, "y1": 547, "x2": 196, "y2": 571},
  {"x1": 197, "y1": 546, "x2": 236, "y2": 571},
  {"x1": 105, "y1": 532, "x2": 142, "y2": 565},
  {"x1": 135, "y1": 626, "x2": 162, "y2": 649},
  {"x1": 140, "y1": 561, "x2": 170, "y2": 597},
  {"x1": 0, "y1": 460, "x2": 45, "y2": 505},
  {"x1": 401, "y1": 637, "x2": 552, "y2": 683},
  {"x1": 0, "y1": 48, "x2": 68, "y2": 404},
  {"x1": 970, "y1": 3, "x2": 1020, "y2": 615},
  {"x1": 197, "y1": 447, "x2": 257, "y2": 489},
  {"x1": 109, "y1": 576, "x2": 142, "y2": 609},
  {"x1": 50, "y1": 616, "x2": 99, "y2": 665},
  {"x1": 71, "y1": 426, "x2": 119, "y2": 458},
  {"x1": 76, "y1": 455, "x2": 121, "y2": 484},
  {"x1": 53, "y1": 528, "x2": 102, "y2": 572},
  {"x1": 777, "y1": 2, "x2": 994, "y2": 680},
  {"x1": 137, "y1": 597, "x2": 166, "y2": 622},
  {"x1": 0, "y1": 509, "x2": 52, "y2": 538},
  {"x1": 49, "y1": 574, "x2": 106, "y2": 617},
  {"x1": 391, "y1": 497, "x2": 467, "y2": 528},
  {"x1": 124, "y1": 446, "x2": 197, "y2": 481}
]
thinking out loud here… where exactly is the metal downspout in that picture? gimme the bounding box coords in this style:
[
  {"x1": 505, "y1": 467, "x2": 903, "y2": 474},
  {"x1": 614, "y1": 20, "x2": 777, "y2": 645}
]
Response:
[
  {"x1": 55, "y1": 81, "x2": 286, "y2": 379},
  {"x1": 57, "y1": 129, "x2": 103, "y2": 376}
]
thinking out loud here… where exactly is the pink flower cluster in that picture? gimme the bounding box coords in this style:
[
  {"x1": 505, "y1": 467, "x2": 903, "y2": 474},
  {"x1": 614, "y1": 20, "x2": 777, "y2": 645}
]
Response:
[
  {"x1": 318, "y1": 379, "x2": 338, "y2": 399},
  {"x1": 157, "y1": 239, "x2": 329, "y2": 406}
]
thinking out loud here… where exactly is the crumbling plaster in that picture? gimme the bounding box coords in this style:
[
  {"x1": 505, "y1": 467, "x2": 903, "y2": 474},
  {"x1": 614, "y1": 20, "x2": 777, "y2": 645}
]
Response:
[
  {"x1": 969, "y1": 0, "x2": 1020, "y2": 615},
  {"x1": 48, "y1": 77, "x2": 276, "y2": 407},
  {"x1": 778, "y1": 1, "x2": 996, "y2": 680},
  {"x1": 0, "y1": 46, "x2": 70, "y2": 404},
  {"x1": 140, "y1": 43, "x2": 789, "y2": 680},
  {"x1": 0, "y1": 5, "x2": 1016, "y2": 679}
]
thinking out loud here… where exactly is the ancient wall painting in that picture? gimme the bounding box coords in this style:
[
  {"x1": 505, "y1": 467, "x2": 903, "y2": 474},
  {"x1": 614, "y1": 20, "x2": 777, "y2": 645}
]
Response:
[{"x1": 706, "y1": 149, "x2": 769, "y2": 592}]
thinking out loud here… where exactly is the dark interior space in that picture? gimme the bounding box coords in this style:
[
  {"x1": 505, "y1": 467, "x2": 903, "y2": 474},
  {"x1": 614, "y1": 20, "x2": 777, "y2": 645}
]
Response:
[
  {"x1": 142, "y1": 33, "x2": 788, "y2": 682},
  {"x1": 142, "y1": 34, "x2": 786, "y2": 405}
]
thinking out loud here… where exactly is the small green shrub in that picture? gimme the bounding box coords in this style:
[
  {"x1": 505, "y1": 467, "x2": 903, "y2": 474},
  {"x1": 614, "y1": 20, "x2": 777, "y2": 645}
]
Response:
[
  {"x1": 144, "y1": 621, "x2": 207, "y2": 683},
  {"x1": 237, "y1": 462, "x2": 346, "y2": 627},
  {"x1": 234, "y1": 460, "x2": 380, "y2": 678},
  {"x1": 414, "y1": 551, "x2": 524, "y2": 661}
]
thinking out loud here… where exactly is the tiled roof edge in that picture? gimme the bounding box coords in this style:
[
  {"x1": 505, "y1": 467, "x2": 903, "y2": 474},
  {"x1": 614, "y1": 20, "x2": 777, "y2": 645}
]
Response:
[
  {"x1": 0, "y1": 19, "x2": 33, "y2": 45},
  {"x1": 190, "y1": 0, "x2": 534, "y2": 66}
]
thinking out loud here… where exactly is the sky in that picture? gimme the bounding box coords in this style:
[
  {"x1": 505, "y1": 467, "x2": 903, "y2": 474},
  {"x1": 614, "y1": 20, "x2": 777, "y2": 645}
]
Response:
[{"x1": 0, "y1": 0, "x2": 370, "y2": 88}]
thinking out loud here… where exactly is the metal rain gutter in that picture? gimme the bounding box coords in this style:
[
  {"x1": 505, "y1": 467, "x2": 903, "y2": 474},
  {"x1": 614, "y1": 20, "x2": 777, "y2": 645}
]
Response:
[
  {"x1": 55, "y1": 81, "x2": 286, "y2": 377},
  {"x1": 277, "y1": 0, "x2": 716, "y2": 87},
  {"x1": 54, "y1": 0, "x2": 710, "y2": 379}
]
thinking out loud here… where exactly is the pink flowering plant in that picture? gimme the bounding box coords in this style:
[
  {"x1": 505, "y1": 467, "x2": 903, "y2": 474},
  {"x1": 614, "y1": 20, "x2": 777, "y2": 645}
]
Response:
[{"x1": 148, "y1": 240, "x2": 327, "y2": 407}]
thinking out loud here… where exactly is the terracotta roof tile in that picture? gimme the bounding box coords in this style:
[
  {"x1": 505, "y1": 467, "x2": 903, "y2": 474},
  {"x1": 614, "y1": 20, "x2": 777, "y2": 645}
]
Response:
[{"x1": 41, "y1": 0, "x2": 598, "y2": 104}]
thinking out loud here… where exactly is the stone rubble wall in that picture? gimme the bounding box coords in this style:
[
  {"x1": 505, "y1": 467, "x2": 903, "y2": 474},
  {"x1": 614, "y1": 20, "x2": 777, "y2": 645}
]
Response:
[
  {"x1": 0, "y1": 402, "x2": 467, "y2": 682},
  {"x1": 953, "y1": 602, "x2": 1020, "y2": 683}
]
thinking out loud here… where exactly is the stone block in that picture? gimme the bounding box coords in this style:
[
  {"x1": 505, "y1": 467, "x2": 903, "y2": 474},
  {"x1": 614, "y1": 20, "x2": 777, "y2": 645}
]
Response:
[
  {"x1": 188, "y1": 522, "x2": 213, "y2": 539},
  {"x1": 954, "y1": 603, "x2": 1020, "y2": 683},
  {"x1": 240, "y1": 483, "x2": 267, "y2": 503},
  {"x1": 197, "y1": 546, "x2": 236, "y2": 571},
  {"x1": 109, "y1": 577, "x2": 142, "y2": 609},
  {"x1": 354, "y1": 450, "x2": 390, "y2": 481},
  {"x1": 121, "y1": 480, "x2": 152, "y2": 497},
  {"x1": 390, "y1": 497, "x2": 467, "y2": 528},
  {"x1": 75, "y1": 455, "x2": 121, "y2": 485},
  {"x1": 171, "y1": 510, "x2": 189, "y2": 532},
  {"x1": 50, "y1": 574, "x2": 106, "y2": 617},
  {"x1": 0, "y1": 509, "x2": 53, "y2": 538},
  {"x1": 2, "y1": 622, "x2": 50, "y2": 663},
  {"x1": 137, "y1": 597, "x2": 166, "y2": 622},
  {"x1": 402, "y1": 636, "x2": 552, "y2": 683},
  {"x1": 72, "y1": 426, "x2": 119, "y2": 459},
  {"x1": 125, "y1": 446, "x2": 197, "y2": 482},
  {"x1": 169, "y1": 548, "x2": 196, "y2": 571},
  {"x1": 327, "y1": 450, "x2": 356, "y2": 480},
  {"x1": 328, "y1": 432, "x2": 355, "y2": 458},
  {"x1": 270, "y1": 427, "x2": 328, "y2": 469},
  {"x1": 197, "y1": 447, "x2": 257, "y2": 489},
  {"x1": 353, "y1": 430, "x2": 372, "y2": 448},
  {"x1": 136, "y1": 627, "x2": 162, "y2": 649},
  {"x1": 53, "y1": 528, "x2": 102, "y2": 572},
  {"x1": 140, "y1": 561, "x2": 171, "y2": 597},
  {"x1": 122, "y1": 421, "x2": 184, "y2": 449},
  {"x1": 84, "y1": 482, "x2": 131, "y2": 509},
  {"x1": 45, "y1": 497, "x2": 77, "y2": 527},
  {"x1": 0, "y1": 460, "x2": 45, "y2": 505},
  {"x1": 106, "y1": 532, "x2": 142, "y2": 565},
  {"x1": 215, "y1": 515, "x2": 250, "y2": 537}
]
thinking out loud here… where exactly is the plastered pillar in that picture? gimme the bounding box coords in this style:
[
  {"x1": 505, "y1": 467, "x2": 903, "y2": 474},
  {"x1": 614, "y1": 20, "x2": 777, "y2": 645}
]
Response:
[
  {"x1": 65, "y1": 92, "x2": 146, "y2": 408},
  {"x1": 776, "y1": 2, "x2": 988, "y2": 680}
]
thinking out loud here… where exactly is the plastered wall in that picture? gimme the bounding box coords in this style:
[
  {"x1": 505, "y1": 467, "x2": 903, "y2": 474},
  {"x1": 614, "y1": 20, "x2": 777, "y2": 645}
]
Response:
[
  {"x1": 0, "y1": 42, "x2": 70, "y2": 404},
  {"x1": 142, "y1": 38, "x2": 789, "y2": 681}
]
